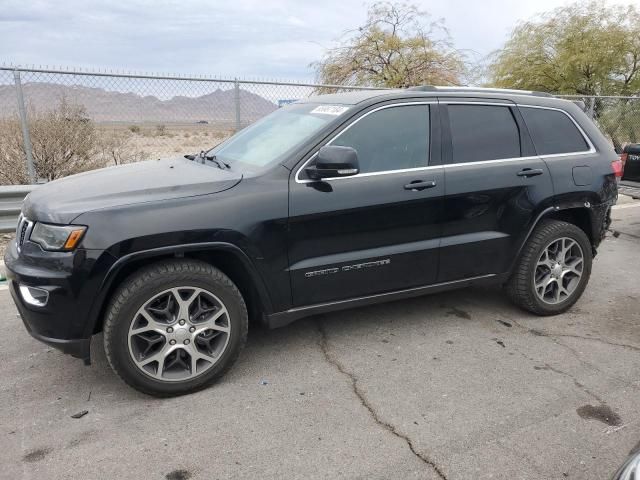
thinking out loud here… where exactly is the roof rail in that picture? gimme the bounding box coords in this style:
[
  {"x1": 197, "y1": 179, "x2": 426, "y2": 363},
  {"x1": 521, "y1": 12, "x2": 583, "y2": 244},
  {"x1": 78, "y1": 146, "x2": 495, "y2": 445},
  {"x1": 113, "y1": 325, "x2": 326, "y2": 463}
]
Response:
[{"x1": 407, "y1": 85, "x2": 554, "y2": 98}]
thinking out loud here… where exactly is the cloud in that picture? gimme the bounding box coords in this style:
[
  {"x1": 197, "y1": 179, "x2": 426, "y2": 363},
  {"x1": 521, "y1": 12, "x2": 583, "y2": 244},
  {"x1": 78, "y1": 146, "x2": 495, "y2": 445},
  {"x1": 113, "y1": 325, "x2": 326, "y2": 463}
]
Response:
[{"x1": 2, "y1": 0, "x2": 640, "y2": 80}]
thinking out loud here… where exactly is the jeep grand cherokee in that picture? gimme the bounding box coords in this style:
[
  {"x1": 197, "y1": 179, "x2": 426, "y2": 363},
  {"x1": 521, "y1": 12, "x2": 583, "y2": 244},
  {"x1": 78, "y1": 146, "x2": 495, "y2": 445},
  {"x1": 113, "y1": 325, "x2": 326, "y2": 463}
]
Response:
[{"x1": 5, "y1": 86, "x2": 620, "y2": 396}]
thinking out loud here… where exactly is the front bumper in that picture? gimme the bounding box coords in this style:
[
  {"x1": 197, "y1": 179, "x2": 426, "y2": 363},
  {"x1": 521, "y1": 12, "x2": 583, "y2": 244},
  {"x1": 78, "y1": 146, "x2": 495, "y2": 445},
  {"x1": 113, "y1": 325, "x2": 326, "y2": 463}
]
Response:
[
  {"x1": 4, "y1": 238, "x2": 116, "y2": 363},
  {"x1": 10, "y1": 281, "x2": 91, "y2": 363}
]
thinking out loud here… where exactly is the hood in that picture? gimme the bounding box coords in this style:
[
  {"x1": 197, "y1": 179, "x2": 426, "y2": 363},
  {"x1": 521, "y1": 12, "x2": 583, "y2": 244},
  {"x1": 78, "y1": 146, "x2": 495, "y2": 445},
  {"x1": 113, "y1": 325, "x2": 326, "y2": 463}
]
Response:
[{"x1": 23, "y1": 158, "x2": 242, "y2": 224}]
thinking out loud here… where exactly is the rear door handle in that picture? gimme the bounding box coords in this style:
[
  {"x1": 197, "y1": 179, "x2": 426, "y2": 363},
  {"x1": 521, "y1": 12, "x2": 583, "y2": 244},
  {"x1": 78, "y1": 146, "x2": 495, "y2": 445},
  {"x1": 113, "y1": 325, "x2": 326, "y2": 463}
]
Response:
[
  {"x1": 517, "y1": 168, "x2": 544, "y2": 178},
  {"x1": 404, "y1": 180, "x2": 437, "y2": 191}
]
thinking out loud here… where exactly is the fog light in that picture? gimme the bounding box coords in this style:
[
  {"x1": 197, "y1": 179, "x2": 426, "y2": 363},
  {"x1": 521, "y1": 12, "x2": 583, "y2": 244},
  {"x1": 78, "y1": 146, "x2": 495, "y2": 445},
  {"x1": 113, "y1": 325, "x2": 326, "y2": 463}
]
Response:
[{"x1": 19, "y1": 285, "x2": 49, "y2": 307}]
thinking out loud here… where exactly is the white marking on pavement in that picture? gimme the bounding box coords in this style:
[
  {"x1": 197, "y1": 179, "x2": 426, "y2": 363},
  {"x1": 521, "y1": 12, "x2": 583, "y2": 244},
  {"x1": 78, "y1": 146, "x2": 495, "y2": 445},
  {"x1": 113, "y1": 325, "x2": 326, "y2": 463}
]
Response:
[{"x1": 612, "y1": 202, "x2": 640, "y2": 210}]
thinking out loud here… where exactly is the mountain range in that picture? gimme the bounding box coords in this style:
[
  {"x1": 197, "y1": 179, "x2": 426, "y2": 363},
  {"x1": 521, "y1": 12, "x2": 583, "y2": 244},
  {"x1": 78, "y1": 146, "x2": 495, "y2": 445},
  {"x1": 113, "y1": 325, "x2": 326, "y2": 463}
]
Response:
[{"x1": 0, "y1": 82, "x2": 278, "y2": 124}]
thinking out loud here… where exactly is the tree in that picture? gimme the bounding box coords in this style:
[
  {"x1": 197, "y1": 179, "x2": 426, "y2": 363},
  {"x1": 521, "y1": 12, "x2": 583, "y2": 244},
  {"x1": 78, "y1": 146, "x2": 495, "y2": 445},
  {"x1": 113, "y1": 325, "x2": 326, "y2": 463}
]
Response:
[
  {"x1": 488, "y1": 1, "x2": 640, "y2": 96},
  {"x1": 488, "y1": 1, "x2": 640, "y2": 149},
  {"x1": 313, "y1": 2, "x2": 466, "y2": 89}
]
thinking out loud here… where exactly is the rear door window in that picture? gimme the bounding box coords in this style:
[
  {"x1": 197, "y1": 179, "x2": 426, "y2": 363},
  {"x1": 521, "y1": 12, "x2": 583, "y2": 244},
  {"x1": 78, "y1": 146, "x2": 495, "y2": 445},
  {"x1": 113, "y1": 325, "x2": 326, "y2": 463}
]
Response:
[
  {"x1": 447, "y1": 105, "x2": 521, "y2": 163},
  {"x1": 520, "y1": 107, "x2": 589, "y2": 155}
]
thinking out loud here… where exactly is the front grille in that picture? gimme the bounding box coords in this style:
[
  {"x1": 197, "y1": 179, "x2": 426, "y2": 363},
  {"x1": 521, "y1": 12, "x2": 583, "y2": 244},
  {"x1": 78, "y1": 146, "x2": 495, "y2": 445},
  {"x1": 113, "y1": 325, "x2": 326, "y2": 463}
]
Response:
[{"x1": 15, "y1": 215, "x2": 33, "y2": 252}]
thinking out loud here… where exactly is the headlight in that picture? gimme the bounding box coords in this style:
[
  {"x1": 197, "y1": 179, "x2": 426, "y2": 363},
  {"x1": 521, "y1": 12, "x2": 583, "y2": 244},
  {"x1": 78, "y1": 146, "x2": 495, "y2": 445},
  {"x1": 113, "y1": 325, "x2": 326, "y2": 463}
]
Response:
[{"x1": 30, "y1": 223, "x2": 87, "y2": 251}]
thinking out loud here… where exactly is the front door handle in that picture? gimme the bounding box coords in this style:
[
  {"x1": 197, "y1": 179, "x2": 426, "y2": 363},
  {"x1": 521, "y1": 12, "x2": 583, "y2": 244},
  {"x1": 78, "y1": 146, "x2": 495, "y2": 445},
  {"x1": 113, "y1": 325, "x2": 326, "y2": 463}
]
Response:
[
  {"x1": 517, "y1": 168, "x2": 544, "y2": 178},
  {"x1": 404, "y1": 179, "x2": 437, "y2": 191}
]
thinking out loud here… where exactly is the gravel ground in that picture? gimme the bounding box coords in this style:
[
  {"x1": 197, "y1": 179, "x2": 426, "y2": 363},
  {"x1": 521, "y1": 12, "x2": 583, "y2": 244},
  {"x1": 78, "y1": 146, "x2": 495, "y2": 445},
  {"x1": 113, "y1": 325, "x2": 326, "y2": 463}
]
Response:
[
  {"x1": 0, "y1": 199, "x2": 639, "y2": 480},
  {"x1": 0, "y1": 233, "x2": 13, "y2": 260}
]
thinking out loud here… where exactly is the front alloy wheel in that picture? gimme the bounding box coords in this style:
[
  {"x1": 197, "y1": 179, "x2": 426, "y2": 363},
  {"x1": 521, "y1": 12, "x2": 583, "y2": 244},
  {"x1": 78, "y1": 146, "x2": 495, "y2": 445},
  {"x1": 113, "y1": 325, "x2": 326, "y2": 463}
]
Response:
[
  {"x1": 103, "y1": 260, "x2": 248, "y2": 396},
  {"x1": 128, "y1": 287, "x2": 231, "y2": 381}
]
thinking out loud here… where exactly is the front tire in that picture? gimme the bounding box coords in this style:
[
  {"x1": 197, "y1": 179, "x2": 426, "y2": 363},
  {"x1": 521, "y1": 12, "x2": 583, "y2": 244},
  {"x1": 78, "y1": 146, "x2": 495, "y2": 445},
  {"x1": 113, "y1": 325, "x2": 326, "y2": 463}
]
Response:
[
  {"x1": 506, "y1": 220, "x2": 592, "y2": 316},
  {"x1": 103, "y1": 259, "x2": 248, "y2": 396}
]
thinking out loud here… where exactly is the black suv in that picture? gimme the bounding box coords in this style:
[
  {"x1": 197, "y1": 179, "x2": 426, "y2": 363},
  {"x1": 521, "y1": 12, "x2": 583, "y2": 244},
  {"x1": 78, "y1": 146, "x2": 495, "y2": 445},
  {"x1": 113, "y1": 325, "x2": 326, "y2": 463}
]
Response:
[{"x1": 5, "y1": 87, "x2": 619, "y2": 396}]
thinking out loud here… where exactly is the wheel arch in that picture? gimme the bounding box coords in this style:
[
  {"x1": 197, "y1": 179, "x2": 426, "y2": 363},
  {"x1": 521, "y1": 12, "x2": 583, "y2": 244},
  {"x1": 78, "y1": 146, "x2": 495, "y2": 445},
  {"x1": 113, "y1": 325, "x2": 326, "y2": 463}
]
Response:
[
  {"x1": 508, "y1": 203, "x2": 599, "y2": 277},
  {"x1": 86, "y1": 242, "x2": 273, "y2": 337}
]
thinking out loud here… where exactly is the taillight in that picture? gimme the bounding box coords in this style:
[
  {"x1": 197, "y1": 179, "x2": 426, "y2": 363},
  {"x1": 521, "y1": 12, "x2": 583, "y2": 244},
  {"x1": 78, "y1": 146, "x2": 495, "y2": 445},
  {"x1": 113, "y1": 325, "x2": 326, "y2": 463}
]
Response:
[
  {"x1": 612, "y1": 158, "x2": 624, "y2": 180},
  {"x1": 620, "y1": 152, "x2": 628, "y2": 168}
]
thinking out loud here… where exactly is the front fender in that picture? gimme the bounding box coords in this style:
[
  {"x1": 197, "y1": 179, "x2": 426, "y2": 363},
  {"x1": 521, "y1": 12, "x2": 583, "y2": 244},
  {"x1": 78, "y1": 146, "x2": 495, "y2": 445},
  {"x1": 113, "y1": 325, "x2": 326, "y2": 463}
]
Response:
[{"x1": 82, "y1": 241, "x2": 274, "y2": 338}]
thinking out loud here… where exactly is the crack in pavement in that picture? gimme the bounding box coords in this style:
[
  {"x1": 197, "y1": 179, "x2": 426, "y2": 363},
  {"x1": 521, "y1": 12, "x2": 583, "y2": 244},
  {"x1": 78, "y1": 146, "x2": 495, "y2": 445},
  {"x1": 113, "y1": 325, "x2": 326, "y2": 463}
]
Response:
[
  {"x1": 509, "y1": 319, "x2": 640, "y2": 353},
  {"x1": 516, "y1": 350, "x2": 605, "y2": 404},
  {"x1": 316, "y1": 320, "x2": 447, "y2": 480},
  {"x1": 540, "y1": 333, "x2": 640, "y2": 353},
  {"x1": 507, "y1": 319, "x2": 637, "y2": 387}
]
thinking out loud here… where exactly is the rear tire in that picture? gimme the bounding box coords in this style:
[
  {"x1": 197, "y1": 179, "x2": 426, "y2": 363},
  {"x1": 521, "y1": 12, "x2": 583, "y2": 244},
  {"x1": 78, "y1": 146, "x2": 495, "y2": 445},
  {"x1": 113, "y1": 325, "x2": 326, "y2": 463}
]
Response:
[
  {"x1": 103, "y1": 259, "x2": 248, "y2": 396},
  {"x1": 506, "y1": 220, "x2": 592, "y2": 316}
]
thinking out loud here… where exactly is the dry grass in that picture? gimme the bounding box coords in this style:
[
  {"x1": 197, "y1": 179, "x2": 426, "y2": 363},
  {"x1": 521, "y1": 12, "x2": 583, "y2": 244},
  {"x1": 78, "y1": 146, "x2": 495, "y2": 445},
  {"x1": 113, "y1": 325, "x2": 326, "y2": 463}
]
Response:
[{"x1": 108, "y1": 124, "x2": 232, "y2": 161}]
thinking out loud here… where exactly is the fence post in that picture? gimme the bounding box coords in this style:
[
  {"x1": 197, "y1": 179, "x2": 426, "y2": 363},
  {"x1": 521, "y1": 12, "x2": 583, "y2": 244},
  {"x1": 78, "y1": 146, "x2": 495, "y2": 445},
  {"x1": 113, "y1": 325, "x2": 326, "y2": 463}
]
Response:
[
  {"x1": 234, "y1": 78, "x2": 241, "y2": 132},
  {"x1": 13, "y1": 70, "x2": 36, "y2": 184},
  {"x1": 588, "y1": 97, "x2": 595, "y2": 119}
]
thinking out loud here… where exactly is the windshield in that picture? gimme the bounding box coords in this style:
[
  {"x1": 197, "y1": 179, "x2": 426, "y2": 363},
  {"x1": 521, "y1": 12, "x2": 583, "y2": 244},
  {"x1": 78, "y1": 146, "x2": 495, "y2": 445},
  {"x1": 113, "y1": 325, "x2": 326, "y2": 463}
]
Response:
[{"x1": 207, "y1": 103, "x2": 350, "y2": 170}]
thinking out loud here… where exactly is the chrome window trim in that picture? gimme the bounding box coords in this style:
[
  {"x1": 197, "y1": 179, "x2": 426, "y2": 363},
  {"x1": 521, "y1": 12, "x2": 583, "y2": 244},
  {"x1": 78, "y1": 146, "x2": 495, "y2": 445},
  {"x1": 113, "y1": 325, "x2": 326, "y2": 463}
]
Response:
[
  {"x1": 294, "y1": 101, "x2": 597, "y2": 184},
  {"x1": 295, "y1": 101, "x2": 434, "y2": 184}
]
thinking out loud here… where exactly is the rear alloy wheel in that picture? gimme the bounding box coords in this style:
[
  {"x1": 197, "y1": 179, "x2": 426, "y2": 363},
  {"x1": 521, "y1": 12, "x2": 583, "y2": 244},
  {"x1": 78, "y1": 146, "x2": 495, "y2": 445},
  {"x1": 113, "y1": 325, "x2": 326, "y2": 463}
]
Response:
[
  {"x1": 533, "y1": 237, "x2": 584, "y2": 305},
  {"x1": 506, "y1": 220, "x2": 592, "y2": 315},
  {"x1": 104, "y1": 260, "x2": 248, "y2": 396}
]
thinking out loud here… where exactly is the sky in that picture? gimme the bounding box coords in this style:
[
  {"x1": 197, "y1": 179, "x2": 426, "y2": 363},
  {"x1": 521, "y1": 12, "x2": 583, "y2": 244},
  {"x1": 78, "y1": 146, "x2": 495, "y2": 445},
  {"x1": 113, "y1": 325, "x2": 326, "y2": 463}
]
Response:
[{"x1": 1, "y1": 0, "x2": 639, "y2": 81}]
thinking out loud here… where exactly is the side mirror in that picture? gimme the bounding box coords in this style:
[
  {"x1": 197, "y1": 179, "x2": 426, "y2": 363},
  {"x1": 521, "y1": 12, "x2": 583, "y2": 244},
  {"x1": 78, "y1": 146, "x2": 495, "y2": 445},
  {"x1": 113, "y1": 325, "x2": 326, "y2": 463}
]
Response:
[{"x1": 305, "y1": 146, "x2": 359, "y2": 180}]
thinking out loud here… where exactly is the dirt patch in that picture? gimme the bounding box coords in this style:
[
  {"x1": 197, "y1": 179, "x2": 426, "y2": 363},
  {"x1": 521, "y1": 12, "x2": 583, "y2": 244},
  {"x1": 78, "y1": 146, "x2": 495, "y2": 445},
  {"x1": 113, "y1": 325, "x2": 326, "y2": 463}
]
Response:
[
  {"x1": 166, "y1": 469, "x2": 192, "y2": 480},
  {"x1": 576, "y1": 404, "x2": 622, "y2": 426},
  {"x1": 446, "y1": 307, "x2": 471, "y2": 320},
  {"x1": 23, "y1": 447, "x2": 52, "y2": 463}
]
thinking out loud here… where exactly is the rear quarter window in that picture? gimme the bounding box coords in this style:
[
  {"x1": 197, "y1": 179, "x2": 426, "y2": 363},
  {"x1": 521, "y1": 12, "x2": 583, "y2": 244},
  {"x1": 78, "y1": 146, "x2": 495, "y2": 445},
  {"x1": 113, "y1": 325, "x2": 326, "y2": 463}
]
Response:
[{"x1": 520, "y1": 107, "x2": 590, "y2": 155}]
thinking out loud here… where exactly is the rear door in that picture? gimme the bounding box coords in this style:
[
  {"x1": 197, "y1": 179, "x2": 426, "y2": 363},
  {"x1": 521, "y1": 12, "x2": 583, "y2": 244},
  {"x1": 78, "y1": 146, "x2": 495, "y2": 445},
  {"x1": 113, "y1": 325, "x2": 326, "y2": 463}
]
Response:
[
  {"x1": 287, "y1": 101, "x2": 445, "y2": 306},
  {"x1": 438, "y1": 100, "x2": 554, "y2": 282}
]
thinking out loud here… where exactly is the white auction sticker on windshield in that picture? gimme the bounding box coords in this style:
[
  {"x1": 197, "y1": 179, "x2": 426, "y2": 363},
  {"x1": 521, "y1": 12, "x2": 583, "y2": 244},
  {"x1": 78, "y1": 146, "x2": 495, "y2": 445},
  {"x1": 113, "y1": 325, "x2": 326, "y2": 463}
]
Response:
[{"x1": 310, "y1": 105, "x2": 349, "y2": 115}]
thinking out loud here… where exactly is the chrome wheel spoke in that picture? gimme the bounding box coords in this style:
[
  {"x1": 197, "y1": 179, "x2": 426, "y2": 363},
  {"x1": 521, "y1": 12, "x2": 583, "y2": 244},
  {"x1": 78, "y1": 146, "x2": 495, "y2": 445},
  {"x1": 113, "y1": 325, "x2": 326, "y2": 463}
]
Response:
[
  {"x1": 536, "y1": 249, "x2": 553, "y2": 269},
  {"x1": 193, "y1": 307, "x2": 229, "y2": 335},
  {"x1": 134, "y1": 344, "x2": 174, "y2": 378},
  {"x1": 130, "y1": 310, "x2": 167, "y2": 335},
  {"x1": 170, "y1": 287, "x2": 199, "y2": 321},
  {"x1": 563, "y1": 257, "x2": 583, "y2": 277}
]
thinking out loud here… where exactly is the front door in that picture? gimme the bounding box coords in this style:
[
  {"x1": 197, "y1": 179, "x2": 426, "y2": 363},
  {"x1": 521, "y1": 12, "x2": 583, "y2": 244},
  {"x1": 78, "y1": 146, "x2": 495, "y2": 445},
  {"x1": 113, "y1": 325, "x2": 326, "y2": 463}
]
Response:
[
  {"x1": 438, "y1": 101, "x2": 555, "y2": 282},
  {"x1": 288, "y1": 102, "x2": 445, "y2": 307}
]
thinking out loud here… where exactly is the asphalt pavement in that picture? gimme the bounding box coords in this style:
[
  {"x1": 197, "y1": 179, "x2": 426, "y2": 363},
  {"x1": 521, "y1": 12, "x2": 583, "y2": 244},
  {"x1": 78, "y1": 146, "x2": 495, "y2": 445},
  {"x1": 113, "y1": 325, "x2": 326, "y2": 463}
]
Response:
[{"x1": 1, "y1": 198, "x2": 639, "y2": 480}]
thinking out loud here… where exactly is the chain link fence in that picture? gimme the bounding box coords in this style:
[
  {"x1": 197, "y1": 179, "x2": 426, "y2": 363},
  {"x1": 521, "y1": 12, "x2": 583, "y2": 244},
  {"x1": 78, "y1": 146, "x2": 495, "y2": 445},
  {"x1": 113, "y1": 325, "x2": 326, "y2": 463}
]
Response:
[
  {"x1": 2, "y1": 66, "x2": 640, "y2": 185},
  {"x1": 0, "y1": 66, "x2": 382, "y2": 184},
  {"x1": 558, "y1": 95, "x2": 640, "y2": 152}
]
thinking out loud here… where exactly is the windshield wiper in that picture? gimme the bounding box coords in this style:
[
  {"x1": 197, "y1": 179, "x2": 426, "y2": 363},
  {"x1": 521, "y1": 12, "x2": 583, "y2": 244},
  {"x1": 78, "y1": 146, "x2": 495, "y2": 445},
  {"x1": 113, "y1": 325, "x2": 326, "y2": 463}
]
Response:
[
  {"x1": 205, "y1": 154, "x2": 230, "y2": 170},
  {"x1": 184, "y1": 151, "x2": 229, "y2": 170}
]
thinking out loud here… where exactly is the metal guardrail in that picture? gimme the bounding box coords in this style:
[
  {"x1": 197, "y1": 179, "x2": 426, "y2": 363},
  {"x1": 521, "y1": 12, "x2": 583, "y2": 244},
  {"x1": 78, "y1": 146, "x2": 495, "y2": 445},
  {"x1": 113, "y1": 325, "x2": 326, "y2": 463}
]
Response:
[{"x1": 0, "y1": 185, "x2": 36, "y2": 233}]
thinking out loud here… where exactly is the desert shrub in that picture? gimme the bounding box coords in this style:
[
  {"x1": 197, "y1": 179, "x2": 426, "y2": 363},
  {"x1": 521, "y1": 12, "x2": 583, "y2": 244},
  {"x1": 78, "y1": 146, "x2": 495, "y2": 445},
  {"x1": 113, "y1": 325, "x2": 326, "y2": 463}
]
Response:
[
  {"x1": 0, "y1": 98, "x2": 101, "y2": 184},
  {"x1": 95, "y1": 129, "x2": 149, "y2": 166},
  {"x1": 128, "y1": 125, "x2": 141, "y2": 134},
  {"x1": 0, "y1": 118, "x2": 29, "y2": 184},
  {"x1": 0, "y1": 98, "x2": 153, "y2": 185},
  {"x1": 155, "y1": 124, "x2": 167, "y2": 136}
]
